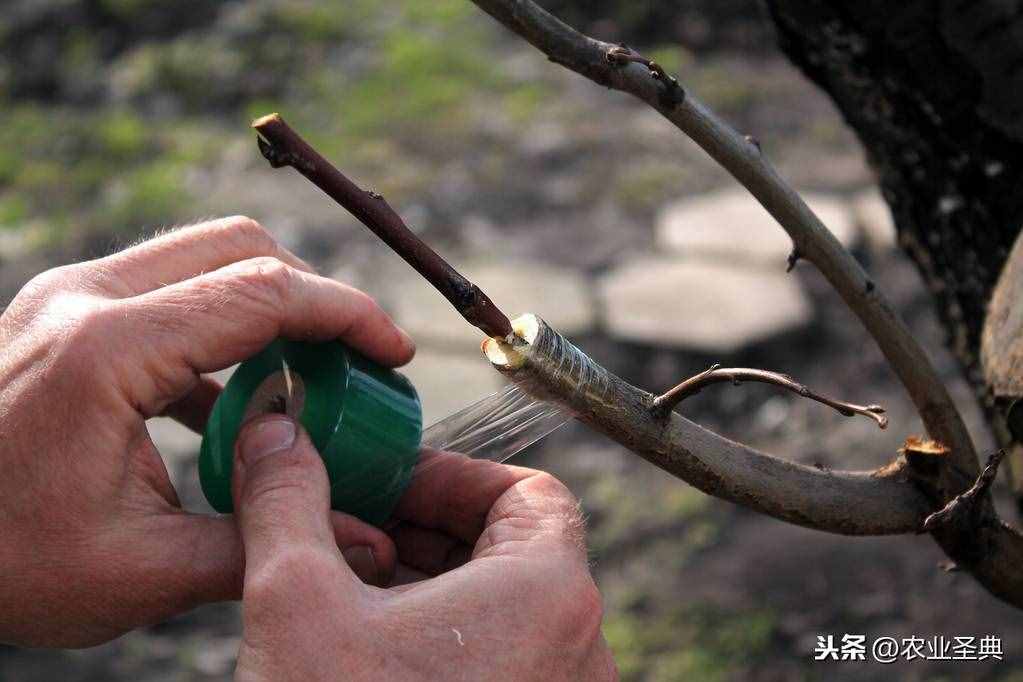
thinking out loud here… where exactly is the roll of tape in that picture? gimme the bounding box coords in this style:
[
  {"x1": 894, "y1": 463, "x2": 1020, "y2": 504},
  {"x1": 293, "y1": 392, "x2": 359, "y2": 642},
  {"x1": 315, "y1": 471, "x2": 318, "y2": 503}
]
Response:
[{"x1": 199, "y1": 339, "x2": 422, "y2": 525}]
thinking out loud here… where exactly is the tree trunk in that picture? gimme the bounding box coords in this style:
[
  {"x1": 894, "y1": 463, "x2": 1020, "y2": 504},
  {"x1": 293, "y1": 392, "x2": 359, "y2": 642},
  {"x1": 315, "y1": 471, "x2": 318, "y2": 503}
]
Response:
[{"x1": 762, "y1": 1, "x2": 1023, "y2": 405}]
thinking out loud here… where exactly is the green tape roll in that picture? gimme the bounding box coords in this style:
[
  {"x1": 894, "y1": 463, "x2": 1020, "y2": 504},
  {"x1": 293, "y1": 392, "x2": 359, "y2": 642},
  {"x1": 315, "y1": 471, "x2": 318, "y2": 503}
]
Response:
[{"x1": 199, "y1": 339, "x2": 422, "y2": 525}]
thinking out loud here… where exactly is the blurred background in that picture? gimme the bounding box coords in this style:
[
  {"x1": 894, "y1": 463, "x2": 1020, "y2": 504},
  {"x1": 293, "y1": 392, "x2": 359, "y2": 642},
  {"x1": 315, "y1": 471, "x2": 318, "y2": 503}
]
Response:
[{"x1": 1, "y1": 1, "x2": 1020, "y2": 680}]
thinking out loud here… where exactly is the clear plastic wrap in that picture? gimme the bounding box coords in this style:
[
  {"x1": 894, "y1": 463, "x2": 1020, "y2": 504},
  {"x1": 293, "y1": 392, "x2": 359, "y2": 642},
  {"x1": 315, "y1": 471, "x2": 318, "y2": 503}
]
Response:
[
  {"x1": 421, "y1": 383, "x2": 571, "y2": 463},
  {"x1": 328, "y1": 382, "x2": 571, "y2": 517}
]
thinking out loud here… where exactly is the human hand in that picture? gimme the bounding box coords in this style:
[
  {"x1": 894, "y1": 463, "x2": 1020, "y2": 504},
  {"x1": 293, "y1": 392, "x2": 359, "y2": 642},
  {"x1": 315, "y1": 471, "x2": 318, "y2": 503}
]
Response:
[
  {"x1": 232, "y1": 415, "x2": 616, "y2": 681},
  {"x1": 0, "y1": 216, "x2": 412, "y2": 647}
]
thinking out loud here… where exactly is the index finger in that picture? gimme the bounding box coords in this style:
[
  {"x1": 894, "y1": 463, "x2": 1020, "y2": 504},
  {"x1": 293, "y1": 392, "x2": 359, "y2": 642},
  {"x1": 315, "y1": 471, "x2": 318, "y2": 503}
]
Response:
[
  {"x1": 99, "y1": 216, "x2": 314, "y2": 296},
  {"x1": 120, "y1": 257, "x2": 415, "y2": 415}
]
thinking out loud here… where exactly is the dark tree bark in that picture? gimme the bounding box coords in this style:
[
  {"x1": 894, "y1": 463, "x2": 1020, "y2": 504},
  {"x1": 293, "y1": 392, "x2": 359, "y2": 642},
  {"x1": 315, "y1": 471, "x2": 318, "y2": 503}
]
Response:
[{"x1": 762, "y1": 1, "x2": 1023, "y2": 401}]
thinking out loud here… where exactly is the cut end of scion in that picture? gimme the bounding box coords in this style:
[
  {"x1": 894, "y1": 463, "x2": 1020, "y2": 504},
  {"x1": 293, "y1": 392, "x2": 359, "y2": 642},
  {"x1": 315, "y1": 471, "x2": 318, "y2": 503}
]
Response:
[
  {"x1": 483, "y1": 314, "x2": 539, "y2": 369},
  {"x1": 252, "y1": 112, "x2": 284, "y2": 131}
]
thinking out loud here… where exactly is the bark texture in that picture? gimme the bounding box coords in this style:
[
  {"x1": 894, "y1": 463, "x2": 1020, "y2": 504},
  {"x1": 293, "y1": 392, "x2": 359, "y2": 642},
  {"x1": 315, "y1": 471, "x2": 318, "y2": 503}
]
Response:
[
  {"x1": 467, "y1": 0, "x2": 1023, "y2": 607},
  {"x1": 763, "y1": 1, "x2": 1023, "y2": 391}
]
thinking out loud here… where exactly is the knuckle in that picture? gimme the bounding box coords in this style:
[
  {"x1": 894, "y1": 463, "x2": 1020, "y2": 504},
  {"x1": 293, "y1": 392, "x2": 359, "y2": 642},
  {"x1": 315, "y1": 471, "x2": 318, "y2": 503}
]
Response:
[
  {"x1": 41, "y1": 296, "x2": 117, "y2": 349},
  {"x1": 242, "y1": 465, "x2": 322, "y2": 508},
  {"x1": 529, "y1": 472, "x2": 580, "y2": 516},
  {"x1": 530, "y1": 471, "x2": 571, "y2": 498},
  {"x1": 244, "y1": 546, "x2": 337, "y2": 610},
  {"x1": 222, "y1": 215, "x2": 276, "y2": 251},
  {"x1": 227, "y1": 257, "x2": 294, "y2": 305},
  {"x1": 240, "y1": 446, "x2": 326, "y2": 506},
  {"x1": 31, "y1": 297, "x2": 120, "y2": 374},
  {"x1": 69, "y1": 302, "x2": 118, "y2": 340},
  {"x1": 19, "y1": 264, "x2": 79, "y2": 302},
  {"x1": 344, "y1": 287, "x2": 379, "y2": 320}
]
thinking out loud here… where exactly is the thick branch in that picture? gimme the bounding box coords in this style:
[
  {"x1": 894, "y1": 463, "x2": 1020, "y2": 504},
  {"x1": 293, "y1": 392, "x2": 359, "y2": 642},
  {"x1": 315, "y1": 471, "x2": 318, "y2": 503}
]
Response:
[
  {"x1": 251, "y1": 113, "x2": 513, "y2": 340},
  {"x1": 468, "y1": 0, "x2": 975, "y2": 479},
  {"x1": 467, "y1": 0, "x2": 1023, "y2": 607},
  {"x1": 484, "y1": 315, "x2": 930, "y2": 535},
  {"x1": 483, "y1": 315, "x2": 1023, "y2": 607},
  {"x1": 651, "y1": 363, "x2": 889, "y2": 429}
]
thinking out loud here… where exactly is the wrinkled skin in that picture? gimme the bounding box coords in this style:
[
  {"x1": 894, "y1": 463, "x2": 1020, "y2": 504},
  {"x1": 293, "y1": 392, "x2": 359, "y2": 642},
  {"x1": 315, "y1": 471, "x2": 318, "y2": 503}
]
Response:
[
  {"x1": 0, "y1": 216, "x2": 413, "y2": 647},
  {"x1": 232, "y1": 420, "x2": 616, "y2": 681},
  {"x1": 0, "y1": 216, "x2": 616, "y2": 681}
]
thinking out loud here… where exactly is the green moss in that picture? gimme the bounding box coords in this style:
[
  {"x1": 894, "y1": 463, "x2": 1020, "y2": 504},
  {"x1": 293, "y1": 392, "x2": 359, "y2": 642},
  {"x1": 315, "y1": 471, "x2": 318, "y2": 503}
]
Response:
[
  {"x1": 104, "y1": 160, "x2": 190, "y2": 229},
  {"x1": 586, "y1": 473, "x2": 713, "y2": 553},
  {"x1": 602, "y1": 613, "x2": 651, "y2": 680},
  {"x1": 266, "y1": 1, "x2": 366, "y2": 42},
  {"x1": 502, "y1": 83, "x2": 550, "y2": 124},
  {"x1": 646, "y1": 45, "x2": 693, "y2": 77},
  {"x1": 652, "y1": 648, "x2": 729, "y2": 682},
  {"x1": 401, "y1": 0, "x2": 475, "y2": 24},
  {"x1": 0, "y1": 193, "x2": 28, "y2": 228},
  {"x1": 98, "y1": 111, "x2": 149, "y2": 159},
  {"x1": 98, "y1": 0, "x2": 161, "y2": 20},
  {"x1": 612, "y1": 161, "x2": 691, "y2": 213},
  {"x1": 0, "y1": 0, "x2": 536, "y2": 251},
  {"x1": 603, "y1": 604, "x2": 777, "y2": 681},
  {"x1": 689, "y1": 62, "x2": 755, "y2": 114}
]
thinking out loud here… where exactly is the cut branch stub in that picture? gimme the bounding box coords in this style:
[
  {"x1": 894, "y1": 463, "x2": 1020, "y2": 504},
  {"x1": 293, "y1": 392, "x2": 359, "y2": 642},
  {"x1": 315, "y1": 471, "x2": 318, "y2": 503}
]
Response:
[
  {"x1": 650, "y1": 363, "x2": 888, "y2": 428},
  {"x1": 251, "y1": 113, "x2": 513, "y2": 340},
  {"x1": 922, "y1": 449, "x2": 1007, "y2": 533}
]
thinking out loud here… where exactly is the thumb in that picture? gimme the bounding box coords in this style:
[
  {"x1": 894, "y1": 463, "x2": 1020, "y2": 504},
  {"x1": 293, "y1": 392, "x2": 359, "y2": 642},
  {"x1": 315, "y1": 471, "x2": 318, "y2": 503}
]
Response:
[{"x1": 232, "y1": 415, "x2": 394, "y2": 587}]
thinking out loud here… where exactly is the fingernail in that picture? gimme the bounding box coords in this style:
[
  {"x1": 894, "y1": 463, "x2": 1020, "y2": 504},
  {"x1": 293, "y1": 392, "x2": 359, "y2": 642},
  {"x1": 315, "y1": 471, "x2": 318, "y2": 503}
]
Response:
[
  {"x1": 238, "y1": 417, "x2": 296, "y2": 465},
  {"x1": 399, "y1": 328, "x2": 416, "y2": 356},
  {"x1": 342, "y1": 546, "x2": 379, "y2": 585}
]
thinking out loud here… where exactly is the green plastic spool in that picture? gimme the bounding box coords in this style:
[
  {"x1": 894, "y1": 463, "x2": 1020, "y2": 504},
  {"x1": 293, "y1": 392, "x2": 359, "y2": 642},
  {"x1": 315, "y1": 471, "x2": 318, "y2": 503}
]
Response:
[{"x1": 199, "y1": 339, "x2": 422, "y2": 526}]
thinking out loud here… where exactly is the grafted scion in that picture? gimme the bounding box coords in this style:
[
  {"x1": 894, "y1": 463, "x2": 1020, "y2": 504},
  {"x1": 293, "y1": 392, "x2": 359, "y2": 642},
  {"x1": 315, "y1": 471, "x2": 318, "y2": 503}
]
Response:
[{"x1": 252, "y1": 113, "x2": 513, "y2": 340}]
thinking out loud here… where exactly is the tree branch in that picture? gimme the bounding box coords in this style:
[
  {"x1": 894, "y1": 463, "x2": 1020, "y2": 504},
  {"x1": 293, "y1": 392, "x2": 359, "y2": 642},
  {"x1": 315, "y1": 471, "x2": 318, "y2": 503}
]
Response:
[
  {"x1": 923, "y1": 449, "x2": 1007, "y2": 533},
  {"x1": 650, "y1": 363, "x2": 889, "y2": 429},
  {"x1": 467, "y1": 0, "x2": 975, "y2": 479},
  {"x1": 483, "y1": 315, "x2": 1023, "y2": 607},
  {"x1": 484, "y1": 315, "x2": 929, "y2": 536},
  {"x1": 467, "y1": 0, "x2": 1023, "y2": 607},
  {"x1": 251, "y1": 113, "x2": 513, "y2": 340}
]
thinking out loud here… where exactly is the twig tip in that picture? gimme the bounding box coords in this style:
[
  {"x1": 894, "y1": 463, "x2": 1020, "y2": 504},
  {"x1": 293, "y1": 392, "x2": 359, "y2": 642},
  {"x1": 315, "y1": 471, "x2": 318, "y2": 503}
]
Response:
[{"x1": 252, "y1": 112, "x2": 283, "y2": 131}]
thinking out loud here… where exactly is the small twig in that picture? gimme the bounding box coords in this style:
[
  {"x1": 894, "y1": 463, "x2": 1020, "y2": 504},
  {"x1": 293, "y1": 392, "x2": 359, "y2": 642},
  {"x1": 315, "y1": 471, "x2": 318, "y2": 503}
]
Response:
[
  {"x1": 922, "y1": 449, "x2": 1007, "y2": 533},
  {"x1": 251, "y1": 113, "x2": 513, "y2": 340},
  {"x1": 650, "y1": 364, "x2": 888, "y2": 429}
]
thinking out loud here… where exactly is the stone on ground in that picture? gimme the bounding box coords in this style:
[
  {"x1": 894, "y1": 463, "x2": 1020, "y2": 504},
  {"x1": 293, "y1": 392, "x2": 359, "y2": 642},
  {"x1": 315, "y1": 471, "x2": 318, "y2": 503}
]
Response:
[
  {"x1": 598, "y1": 258, "x2": 813, "y2": 353},
  {"x1": 852, "y1": 187, "x2": 897, "y2": 252},
  {"x1": 655, "y1": 188, "x2": 859, "y2": 265},
  {"x1": 399, "y1": 349, "x2": 508, "y2": 425}
]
